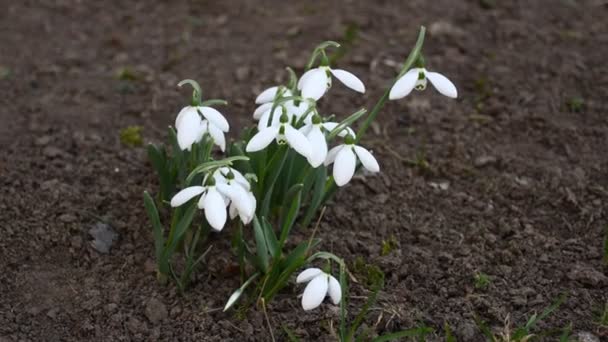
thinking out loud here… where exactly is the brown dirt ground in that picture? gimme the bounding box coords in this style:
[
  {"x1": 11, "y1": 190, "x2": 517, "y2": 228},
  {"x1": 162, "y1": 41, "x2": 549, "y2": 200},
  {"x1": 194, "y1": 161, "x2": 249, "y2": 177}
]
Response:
[{"x1": 1, "y1": 0, "x2": 607, "y2": 341}]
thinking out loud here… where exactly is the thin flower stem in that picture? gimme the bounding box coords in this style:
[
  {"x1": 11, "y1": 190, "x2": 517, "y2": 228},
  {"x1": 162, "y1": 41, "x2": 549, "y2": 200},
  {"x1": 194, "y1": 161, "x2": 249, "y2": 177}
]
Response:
[
  {"x1": 355, "y1": 26, "x2": 426, "y2": 143},
  {"x1": 178, "y1": 79, "x2": 203, "y2": 106}
]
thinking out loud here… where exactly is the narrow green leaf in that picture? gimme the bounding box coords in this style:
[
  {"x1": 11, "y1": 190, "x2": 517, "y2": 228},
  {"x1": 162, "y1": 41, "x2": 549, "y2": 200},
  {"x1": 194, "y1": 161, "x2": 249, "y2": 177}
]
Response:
[
  {"x1": 281, "y1": 325, "x2": 301, "y2": 342},
  {"x1": 163, "y1": 203, "x2": 197, "y2": 258},
  {"x1": 301, "y1": 166, "x2": 327, "y2": 228},
  {"x1": 327, "y1": 107, "x2": 367, "y2": 140},
  {"x1": 253, "y1": 216, "x2": 269, "y2": 273},
  {"x1": 260, "y1": 145, "x2": 289, "y2": 217},
  {"x1": 143, "y1": 191, "x2": 164, "y2": 262},
  {"x1": 278, "y1": 184, "x2": 303, "y2": 245},
  {"x1": 262, "y1": 217, "x2": 280, "y2": 258},
  {"x1": 147, "y1": 144, "x2": 173, "y2": 202}
]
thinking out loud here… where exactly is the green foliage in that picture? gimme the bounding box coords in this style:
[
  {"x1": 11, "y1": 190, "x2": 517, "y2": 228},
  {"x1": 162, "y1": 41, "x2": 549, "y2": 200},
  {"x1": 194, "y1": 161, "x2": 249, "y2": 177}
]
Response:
[
  {"x1": 380, "y1": 235, "x2": 398, "y2": 256},
  {"x1": 352, "y1": 257, "x2": 385, "y2": 289},
  {"x1": 0, "y1": 66, "x2": 11, "y2": 80},
  {"x1": 115, "y1": 67, "x2": 140, "y2": 81},
  {"x1": 474, "y1": 294, "x2": 566, "y2": 341},
  {"x1": 120, "y1": 126, "x2": 144, "y2": 147},
  {"x1": 474, "y1": 272, "x2": 491, "y2": 290},
  {"x1": 565, "y1": 97, "x2": 584, "y2": 112},
  {"x1": 594, "y1": 301, "x2": 608, "y2": 327}
]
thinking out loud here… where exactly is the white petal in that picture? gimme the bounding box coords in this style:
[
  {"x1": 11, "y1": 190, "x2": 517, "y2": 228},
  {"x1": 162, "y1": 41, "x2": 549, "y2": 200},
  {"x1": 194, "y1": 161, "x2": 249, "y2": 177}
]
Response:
[
  {"x1": 298, "y1": 124, "x2": 313, "y2": 137},
  {"x1": 170, "y1": 186, "x2": 205, "y2": 207},
  {"x1": 230, "y1": 168, "x2": 250, "y2": 191},
  {"x1": 353, "y1": 145, "x2": 380, "y2": 173},
  {"x1": 287, "y1": 101, "x2": 310, "y2": 120},
  {"x1": 175, "y1": 106, "x2": 200, "y2": 129},
  {"x1": 229, "y1": 202, "x2": 238, "y2": 220},
  {"x1": 296, "y1": 268, "x2": 323, "y2": 283},
  {"x1": 321, "y1": 122, "x2": 355, "y2": 138},
  {"x1": 425, "y1": 71, "x2": 458, "y2": 98},
  {"x1": 257, "y1": 106, "x2": 283, "y2": 130},
  {"x1": 198, "y1": 106, "x2": 229, "y2": 132},
  {"x1": 297, "y1": 69, "x2": 316, "y2": 90},
  {"x1": 285, "y1": 125, "x2": 312, "y2": 158},
  {"x1": 218, "y1": 183, "x2": 252, "y2": 220},
  {"x1": 324, "y1": 145, "x2": 343, "y2": 166},
  {"x1": 176, "y1": 109, "x2": 202, "y2": 150},
  {"x1": 195, "y1": 120, "x2": 209, "y2": 143},
  {"x1": 246, "y1": 126, "x2": 279, "y2": 152},
  {"x1": 208, "y1": 123, "x2": 226, "y2": 152},
  {"x1": 330, "y1": 69, "x2": 365, "y2": 93},
  {"x1": 255, "y1": 86, "x2": 278, "y2": 104},
  {"x1": 301, "y1": 274, "x2": 328, "y2": 311},
  {"x1": 245, "y1": 192, "x2": 256, "y2": 223},
  {"x1": 389, "y1": 68, "x2": 419, "y2": 100},
  {"x1": 253, "y1": 102, "x2": 272, "y2": 120},
  {"x1": 197, "y1": 192, "x2": 207, "y2": 209},
  {"x1": 223, "y1": 289, "x2": 242, "y2": 312},
  {"x1": 327, "y1": 275, "x2": 342, "y2": 305},
  {"x1": 301, "y1": 68, "x2": 328, "y2": 100},
  {"x1": 202, "y1": 188, "x2": 227, "y2": 231},
  {"x1": 333, "y1": 147, "x2": 356, "y2": 186},
  {"x1": 306, "y1": 126, "x2": 328, "y2": 168}
]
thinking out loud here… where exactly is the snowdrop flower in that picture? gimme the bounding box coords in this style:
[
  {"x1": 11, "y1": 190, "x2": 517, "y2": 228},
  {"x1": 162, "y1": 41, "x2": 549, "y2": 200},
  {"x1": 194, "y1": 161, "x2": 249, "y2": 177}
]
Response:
[
  {"x1": 298, "y1": 66, "x2": 365, "y2": 100},
  {"x1": 246, "y1": 113, "x2": 312, "y2": 159},
  {"x1": 324, "y1": 135, "x2": 380, "y2": 186},
  {"x1": 170, "y1": 182, "x2": 228, "y2": 231},
  {"x1": 175, "y1": 105, "x2": 230, "y2": 151},
  {"x1": 296, "y1": 268, "x2": 341, "y2": 311},
  {"x1": 213, "y1": 167, "x2": 256, "y2": 224},
  {"x1": 253, "y1": 86, "x2": 293, "y2": 120},
  {"x1": 389, "y1": 67, "x2": 457, "y2": 100}
]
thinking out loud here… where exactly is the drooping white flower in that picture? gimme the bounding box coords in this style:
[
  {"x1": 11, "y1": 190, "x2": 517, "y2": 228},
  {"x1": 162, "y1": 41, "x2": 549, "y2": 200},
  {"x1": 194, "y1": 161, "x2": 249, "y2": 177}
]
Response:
[
  {"x1": 298, "y1": 66, "x2": 365, "y2": 100},
  {"x1": 170, "y1": 184, "x2": 227, "y2": 231},
  {"x1": 296, "y1": 268, "x2": 341, "y2": 311},
  {"x1": 324, "y1": 136, "x2": 380, "y2": 186},
  {"x1": 170, "y1": 167, "x2": 255, "y2": 230},
  {"x1": 253, "y1": 86, "x2": 294, "y2": 121},
  {"x1": 175, "y1": 106, "x2": 230, "y2": 151},
  {"x1": 213, "y1": 167, "x2": 256, "y2": 224},
  {"x1": 246, "y1": 114, "x2": 312, "y2": 159},
  {"x1": 389, "y1": 67, "x2": 457, "y2": 100}
]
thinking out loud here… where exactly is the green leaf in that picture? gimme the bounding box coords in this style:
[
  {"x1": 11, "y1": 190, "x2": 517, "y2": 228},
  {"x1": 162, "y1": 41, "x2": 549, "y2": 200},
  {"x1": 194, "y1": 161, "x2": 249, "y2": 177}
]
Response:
[
  {"x1": 301, "y1": 166, "x2": 327, "y2": 228},
  {"x1": 281, "y1": 325, "x2": 301, "y2": 342},
  {"x1": 260, "y1": 145, "x2": 289, "y2": 217},
  {"x1": 444, "y1": 323, "x2": 456, "y2": 342},
  {"x1": 162, "y1": 203, "x2": 197, "y2": 259},
  {"x1": 262, "y1": 217, "x2": 280, "y2": 258},
  {"x1": 147, "y1": 144, "x2": 173, "y2": 202},
  {"x1": 278, "y1": 184, "x2": 303, "y2": 245},
  {"x1": 253, "y1": 216, "x2": 270, "y2": 273},
  {"x1": 143, "y1": 191, "x2": 164, "y2": 263},
  {"x1": 326, "y1": 107, "x2": 367, "y2": 140}
]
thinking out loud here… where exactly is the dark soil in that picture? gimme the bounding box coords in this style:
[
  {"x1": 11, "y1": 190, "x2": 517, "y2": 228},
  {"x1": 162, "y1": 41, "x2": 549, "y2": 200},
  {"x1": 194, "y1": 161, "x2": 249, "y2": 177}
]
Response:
[{"x1": 1, "y1": 0, "x2": 607, "y2": 341}]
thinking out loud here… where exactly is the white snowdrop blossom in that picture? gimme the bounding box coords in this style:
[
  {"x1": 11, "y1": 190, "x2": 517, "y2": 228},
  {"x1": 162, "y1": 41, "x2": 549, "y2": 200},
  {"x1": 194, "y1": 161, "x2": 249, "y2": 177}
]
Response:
[
  {"x1": 246, "y1": 114, "x2": 312, "y2": 159},
  {"x1": 253, "y1": 86, "x2": 294, "y2": 121},
  {"x1": 170, "y1": 184, "x2": 227, "y2": 231},
  {"x1": 170, "y1": 167, "x2": 255, "y2": 230},
  {"x1": 389, "y1": 67, "x2": 457, "y2": 100},
  {"x1": 297, "y1": 66, "x2": 365, "y2": 100},
  {"x1": 324, "y1": 136, "x2": 380, "y2": 187},
  {"x1": 298, "y1": 116, "x2": 355, "y2": 168},
  {"x1": 213, "y1": 167, "x2": 256, "y2": 225},
  {"x1": 175, "y1": 106, "x2": 230, "y2": 151},
  {"x1": 296, "y1": 268, "x2": 341, "y2": 311}
]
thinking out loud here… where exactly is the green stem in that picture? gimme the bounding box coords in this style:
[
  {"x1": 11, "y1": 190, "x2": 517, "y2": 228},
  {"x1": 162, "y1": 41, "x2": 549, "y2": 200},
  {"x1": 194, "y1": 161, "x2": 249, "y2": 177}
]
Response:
[
  {"x1": 178, "y1": 79, "x2": 203, "y2": 106},
  {"x1": 355, "y1": 26, "x2": 426, "y2": 143}
]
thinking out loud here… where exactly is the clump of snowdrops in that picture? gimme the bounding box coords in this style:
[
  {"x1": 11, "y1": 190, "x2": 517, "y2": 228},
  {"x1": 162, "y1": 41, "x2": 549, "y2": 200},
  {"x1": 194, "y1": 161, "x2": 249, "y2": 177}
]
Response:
[{"x1": 144, "y1": 26, "x2": 456, "y2": 321}]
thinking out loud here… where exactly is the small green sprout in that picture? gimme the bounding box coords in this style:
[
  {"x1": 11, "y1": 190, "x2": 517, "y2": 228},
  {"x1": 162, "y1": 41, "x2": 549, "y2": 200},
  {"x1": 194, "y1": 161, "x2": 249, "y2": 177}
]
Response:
[
  {"x1": 352, "y1": 257, "x2": 385, "y2": 289},
  {"x1": 475, "y1": 294, "x2": 566, "y2": 341},
  {"x1": 0, "y1": 66, "x2": 11, "y2": 80},
  {"x1": 594, "y1": 301, "x2": 608, "y2": 327},
  {"x1": 474, "y1": 272, "x2": 491, "y2": 290},
  {"x1": 565, "y1": 97, "x2": 584, "y2": 112},
  {"x1": 380, "y1": 235, "x2": 398, "y2": 256},
  {"x1": 115, "y1": 67, "x2": 139, "y2": 81},
  {"x1": 120, "y1": 126, "x2": 144, "y2": 147}
]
